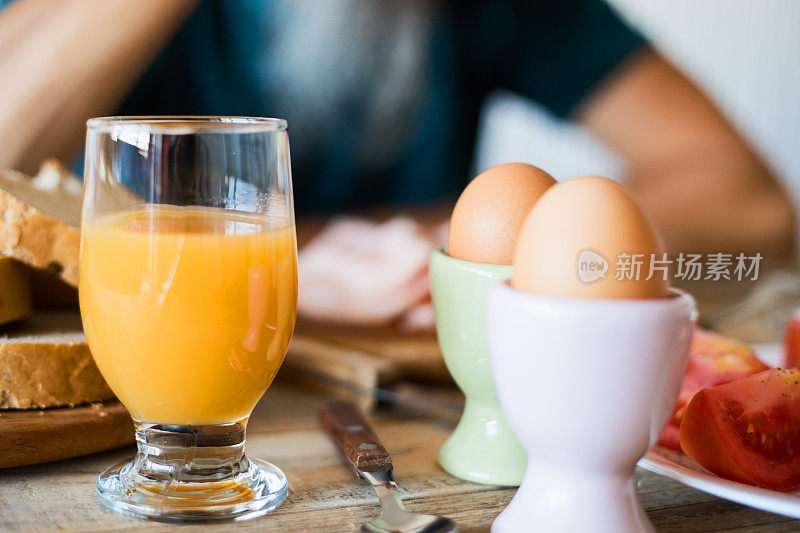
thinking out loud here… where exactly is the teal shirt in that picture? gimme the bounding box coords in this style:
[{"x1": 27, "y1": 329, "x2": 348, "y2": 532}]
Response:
[{"x1": 1, "y1": 0, "x2": 644, "y2": 213}]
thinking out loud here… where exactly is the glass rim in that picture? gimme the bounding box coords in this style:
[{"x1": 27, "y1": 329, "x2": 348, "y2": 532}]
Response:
[{"x1": 86, "y1": 115, "x2": 288, "y2": 134}]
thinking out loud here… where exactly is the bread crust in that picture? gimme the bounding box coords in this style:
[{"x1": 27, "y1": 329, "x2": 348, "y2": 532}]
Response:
[
  {"x1": 0, "y1": 190, "x2": 80, "y2": 287},
  {"x1": 0, "y1": 342, "x2": 113, "y2": 409},
  {"x1": 0, "y1": 313, "x2": 114, "y2": 409}
]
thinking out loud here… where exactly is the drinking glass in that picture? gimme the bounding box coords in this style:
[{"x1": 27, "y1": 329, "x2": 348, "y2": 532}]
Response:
[{"x1": 79, "y1": 117, "x2": 297, "y2": 521}]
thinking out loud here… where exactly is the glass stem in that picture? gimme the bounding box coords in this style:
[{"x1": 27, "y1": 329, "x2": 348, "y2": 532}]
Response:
[{"x1": 130, "y1": 419, "x2": 250, "y2": 484}]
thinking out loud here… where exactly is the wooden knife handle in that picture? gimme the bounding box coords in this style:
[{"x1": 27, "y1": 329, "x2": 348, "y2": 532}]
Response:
[{"x1": 318, "y1": 401, "x2": 392, "y2": 473}]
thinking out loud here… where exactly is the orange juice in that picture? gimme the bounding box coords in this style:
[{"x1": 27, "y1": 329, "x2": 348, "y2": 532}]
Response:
[{"x1": 79, "y1": 206, "x2": 297, "y2": 425}]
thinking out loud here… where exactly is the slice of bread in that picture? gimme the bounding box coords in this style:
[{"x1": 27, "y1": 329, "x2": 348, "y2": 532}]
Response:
[
  {"x1": 0, "y1": 312, "x2": 113, "y2": 409},
  {"x1": 0, "y1": 256, "x2": 33, "y2": 326},
  {"x1": 0, "y1": 160, "x2": 81, "y2": 287}
]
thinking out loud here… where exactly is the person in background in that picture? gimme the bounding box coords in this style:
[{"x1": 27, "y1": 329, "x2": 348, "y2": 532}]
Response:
[{"x1": 0, "y1": 0, "x2": 794, "y2": 260}]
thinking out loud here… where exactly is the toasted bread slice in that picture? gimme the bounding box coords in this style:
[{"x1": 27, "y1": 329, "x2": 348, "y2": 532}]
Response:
[
  {"x1": 0, "y1": 256, "x2": 33, "y2": 326},
  {"x1": 0, "y1": 312, "x2": 113, "y2": 409},
  {"x1": 0, "y1": 160, "x2": 81, "y2": 287}
]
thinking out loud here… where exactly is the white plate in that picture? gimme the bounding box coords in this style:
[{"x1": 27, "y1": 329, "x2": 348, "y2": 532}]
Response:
[
  {"x1": 637, "y1": 342, "x2": 800, "y2": 518},
  {"x1": 752, "y1": 341, "x2": 783, "y2": 367},
  {"x1": 639, "y1": 447, "x2": 800, "y2": 519}
]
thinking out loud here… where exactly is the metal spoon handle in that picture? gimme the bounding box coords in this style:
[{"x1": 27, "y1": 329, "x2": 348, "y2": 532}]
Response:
[{"x1": 319, "y1": 401, "x2": 392, "y2": 472}]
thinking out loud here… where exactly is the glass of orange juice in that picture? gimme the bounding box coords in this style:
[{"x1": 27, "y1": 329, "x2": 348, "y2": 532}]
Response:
[{"x1": 80, "y1": 117, "x2": 297, "y2": 521}]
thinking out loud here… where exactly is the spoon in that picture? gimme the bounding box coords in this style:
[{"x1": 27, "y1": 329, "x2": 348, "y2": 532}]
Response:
[{"x1": 319, "y1": 401, "x2": 457, "y2": 533}]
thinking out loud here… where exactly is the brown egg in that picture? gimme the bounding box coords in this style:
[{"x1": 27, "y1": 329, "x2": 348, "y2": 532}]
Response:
[
  {"x1": 512, "y1": 176, "x2": 668, "y2": 299},
  {"x1": 448, "y1": 163, "x2": 556, "y2": 265}
]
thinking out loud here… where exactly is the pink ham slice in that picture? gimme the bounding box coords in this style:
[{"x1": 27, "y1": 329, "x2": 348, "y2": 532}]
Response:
[{"x1": 298, "y1": 216, "x2": 443, "y2": 327}]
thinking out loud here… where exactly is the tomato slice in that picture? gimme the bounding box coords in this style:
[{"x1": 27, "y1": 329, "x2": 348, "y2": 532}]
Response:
[
  {"x1": 657, "y1": 327, "x2": 769, "y2": 451},
  {"x1": 783, "y1": 312, "x2": 800, "y2": 369},
  {"x1": 679, "y1": 368, "x2": 800, "y2": 491}
]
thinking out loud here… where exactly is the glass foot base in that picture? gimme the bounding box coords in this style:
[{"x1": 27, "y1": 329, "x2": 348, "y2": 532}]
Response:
[{"x1": 97, "y1": 456, "x2": 288, "y2": 522}]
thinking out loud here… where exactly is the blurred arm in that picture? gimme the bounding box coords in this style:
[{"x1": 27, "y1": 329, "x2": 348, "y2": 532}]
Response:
[
  {"x1": 0, "y1": 0, "x2": 197, "y2": 173},
  {"x1": 578, "y1": 49, "x2": 795, "y2": 260}
]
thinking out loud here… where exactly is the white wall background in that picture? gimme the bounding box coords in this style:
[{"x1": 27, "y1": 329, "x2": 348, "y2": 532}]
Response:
[{"x1": 475, "y1": 0, "x2": 800, "y2": 233}]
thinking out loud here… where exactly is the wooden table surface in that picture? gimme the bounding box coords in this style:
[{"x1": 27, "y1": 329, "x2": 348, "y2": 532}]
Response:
[{"x1": 1, "y1": 376, "x2": 798, "y2": 532}]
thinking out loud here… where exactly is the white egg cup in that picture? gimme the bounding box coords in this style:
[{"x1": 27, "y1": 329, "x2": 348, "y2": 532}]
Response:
[{"x1": 487, "y1": 282, "x2": 695, "y2": 533}]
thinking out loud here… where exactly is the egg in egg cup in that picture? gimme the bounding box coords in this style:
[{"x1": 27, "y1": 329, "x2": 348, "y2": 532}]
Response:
[
  {"x1": 486, "y1": 176, "x2": 696, "y2": 532},
  {"x1": 434, "y1": 162, "x2": 557, "y2": 485}
]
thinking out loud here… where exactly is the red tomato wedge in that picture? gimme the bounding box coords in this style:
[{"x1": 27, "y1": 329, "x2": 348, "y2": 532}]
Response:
[
  {"x1": 783, "y1": 313, "x2": 800, "y2": 369},
  {"x1": 679, "y1": 368, "x2": 800, "y2": 491},
  {"x1": 658, "y1": 327, "x2": 769, "y2": 451}
]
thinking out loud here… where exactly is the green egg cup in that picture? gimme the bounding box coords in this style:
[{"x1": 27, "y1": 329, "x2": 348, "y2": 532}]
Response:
[{"x1": 430, "y1": 248, "x2": 526, "y2": 486}]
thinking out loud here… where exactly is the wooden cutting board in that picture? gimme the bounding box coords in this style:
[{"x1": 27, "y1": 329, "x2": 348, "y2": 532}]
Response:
[
  {"x1": 0, "y1": 401, "x2": 134, "y2": 469},
  {"x1": 294, "y1": 319, "x2": 448, "y2": 382}
]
